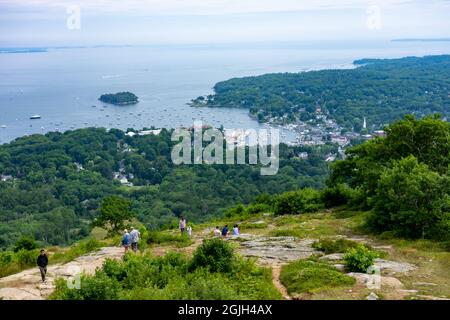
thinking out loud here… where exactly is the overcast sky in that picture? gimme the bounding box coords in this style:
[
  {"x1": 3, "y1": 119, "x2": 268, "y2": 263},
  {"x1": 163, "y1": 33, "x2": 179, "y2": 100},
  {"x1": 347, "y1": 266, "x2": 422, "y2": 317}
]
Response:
[{"x1": 1, "y1": 0, "x2": 449, "y2": 47}]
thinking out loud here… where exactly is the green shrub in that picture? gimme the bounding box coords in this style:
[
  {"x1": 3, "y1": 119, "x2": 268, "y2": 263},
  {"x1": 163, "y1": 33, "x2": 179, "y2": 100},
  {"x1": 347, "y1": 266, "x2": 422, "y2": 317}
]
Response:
[
  {"x1": 280, "y1": 259, "x2": 355, "y2": 294},
  {"x1": 321, "y1": 184, "x2": 363, "y2": 208},
  {"x1": 190, "y1": 238, "x2": 235, "y2": 273},
  {"x1": 253, "y1": 193, "x2": 274, "y2": 206},
  {"x1": 441, "y1": 240, "x2": 450, "y2": 252},
  {"x1": 51, "y1": 245, "x2": 281, "y2": 300},
  {"x1": 274, "y1": 189, "x2": 323, "y2": 215},
  {"x1": 312, "y1": 238, "x2": 359, "y2": 254},
  {"x1": 245, "y1": 203, "x2": 271, "y2": 215},
  {"x1": 15, "y1": 249, "x2": 39, "y2": 266},
  {"x1": 51, "y1": 271, "x2": 121, "y2": 300},
  {"x1": 367, "y1": 156, "x2": 450, "y2": 240},
  {"x1": 344, "y1": 244, "x2": 379, "y2": 272},
  {"x1": 13, "y1": 236, "x2": 37, "y2": 252},
  {"x1": 0, "y1": 251, "x2": 30, "y2": 277},
  {"x1": 225, "y1": 204, "x2": 246, "y2": 218}
]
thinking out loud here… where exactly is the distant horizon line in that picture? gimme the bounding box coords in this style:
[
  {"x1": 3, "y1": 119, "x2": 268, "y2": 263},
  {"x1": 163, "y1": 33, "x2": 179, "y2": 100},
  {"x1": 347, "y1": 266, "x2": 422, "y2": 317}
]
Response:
[
  {"x1": 1, "y1": 38, "x2": 450, "y2": 51},
  {"x1": 0, "y1": 39, "x2": 401, "y2": 50},
  {"x1": 392, "y1": 38, "x2": 450, "y2": 42}
]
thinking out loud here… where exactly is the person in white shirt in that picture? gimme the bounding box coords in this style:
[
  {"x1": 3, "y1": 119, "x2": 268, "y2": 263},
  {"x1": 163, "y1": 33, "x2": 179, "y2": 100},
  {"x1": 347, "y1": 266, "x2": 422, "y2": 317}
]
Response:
[
  {"x1": 213, "y1": 226, "x2": 221, "y2": 237},
  {"x1": 129, "y1": 227, "x2": 141, "y2": 252},
  {"x1": 232, "y1": 224, "x2": 240, "y2": 236},
  {"x1": 187, "y1": 226, "x2": 192, "y2": 238}
]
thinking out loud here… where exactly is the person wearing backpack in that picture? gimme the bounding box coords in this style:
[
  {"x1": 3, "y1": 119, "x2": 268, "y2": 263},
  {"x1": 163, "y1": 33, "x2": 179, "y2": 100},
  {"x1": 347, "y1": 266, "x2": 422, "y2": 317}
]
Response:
[
  {"x1": 221, "y1": 225, "x2": 229, "y2": 237},
  {"x1": 129, "y1": 226, "x2": 141, "y2": 252},
  {"x1": 121, "y1": 229, "x2": 131, "y2": 253}
]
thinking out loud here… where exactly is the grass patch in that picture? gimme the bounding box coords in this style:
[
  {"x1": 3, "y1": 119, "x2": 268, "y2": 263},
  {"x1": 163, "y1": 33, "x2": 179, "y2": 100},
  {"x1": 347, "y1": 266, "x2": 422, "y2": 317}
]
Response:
[
  {"x1": 269, "y1": 223, "x2": 336, "y2": 239},
  {"x1": 312, "y1": 238, "x2": 360, "y2": 254},
  {"x1": 146, "y1": 231, "x2": 193, "y2": 248},
  {"x1": 240, "y1": 222, "x2": 268, "y2": 230},
  {"x1": 269, "y1": 228, "x2": 305, "y2": 238},
  {"x1": 280, "y1": 258, "x2": 355, "y2": 295},
  {"x1": 51, "y1": 238, "x2": 103, "y2": 264}
]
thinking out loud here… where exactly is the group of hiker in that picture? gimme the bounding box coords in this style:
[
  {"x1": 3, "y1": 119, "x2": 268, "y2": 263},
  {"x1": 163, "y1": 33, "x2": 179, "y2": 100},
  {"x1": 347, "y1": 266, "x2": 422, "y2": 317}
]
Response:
[
  {"x1": 179, "y1": 217, "x2": 240, "y2": 238},
  {"x1": 178, "y1": 216, "x2": 192, "y2": 237},
  {"x1": 121, "y1": 226, "x2": 141, "y2": 253},
  {"x1": 214, "y1": 224, "x2": 240, "y2": 237},
  {"x1": 35, "y1": 218, "x2": 240, "y2": 283},
  {"x1": 35, "y1": 227, "x2": 142, "y2": 283}
]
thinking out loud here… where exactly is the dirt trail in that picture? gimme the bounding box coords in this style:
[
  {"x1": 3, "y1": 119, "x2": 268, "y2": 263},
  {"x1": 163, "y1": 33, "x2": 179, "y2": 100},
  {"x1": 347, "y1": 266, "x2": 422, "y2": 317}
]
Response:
[
  {"x1": 0, "y1": 247, "x2": 123, "y2": 300},
  {"x1": 271, "y1": 265, "x2": 291, "y2": 300}
]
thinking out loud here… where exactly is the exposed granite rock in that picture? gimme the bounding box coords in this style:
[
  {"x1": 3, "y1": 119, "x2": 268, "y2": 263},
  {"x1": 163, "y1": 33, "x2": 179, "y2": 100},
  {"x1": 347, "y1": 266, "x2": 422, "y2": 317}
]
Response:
[
  {"x1": 319, "y1": 253, "x2": 344, "y2": 261},
  {"x1": 238, "y1": 237, "x2": 320, "y2": 265},
  {"x1": 0, "y1": 247, "x2": 123, "y2": 300},
  {"x1": 374, "y1": 259, "x2": 417, "y2": 274}
]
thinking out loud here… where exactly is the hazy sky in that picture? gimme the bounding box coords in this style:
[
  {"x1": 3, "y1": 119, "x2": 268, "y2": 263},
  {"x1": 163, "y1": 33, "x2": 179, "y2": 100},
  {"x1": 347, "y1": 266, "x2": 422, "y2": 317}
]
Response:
[{"x1": 1, "y1": 0, "x2": 449, "y2": 47}]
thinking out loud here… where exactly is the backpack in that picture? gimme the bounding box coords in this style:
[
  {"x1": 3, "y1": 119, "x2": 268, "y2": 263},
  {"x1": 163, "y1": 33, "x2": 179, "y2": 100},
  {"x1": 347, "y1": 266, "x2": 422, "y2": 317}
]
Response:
[{"x1": 122, "y1": 233, "x2": 130, "y2": 245}]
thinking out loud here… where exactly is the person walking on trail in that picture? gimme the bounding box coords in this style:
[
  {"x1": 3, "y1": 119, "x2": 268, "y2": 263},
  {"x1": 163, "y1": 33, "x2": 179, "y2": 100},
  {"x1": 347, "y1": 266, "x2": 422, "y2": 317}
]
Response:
[
  {"x1": 37, "y1": 249, "x2": 48, "y2": 283},
  {"x1": 187, "y1": 226, "x2": 192, "y2": 238},
  {"x1": 130, "y1": 227, "x2": 141, "y2": 253},
  {"x1": 179, "y1": 216, "x2": 187, "y2": 235},
  {"x1": 221, "y1": 225, "x2": 229, "y2": 237},
  {"x1": 122, "y1": 229, "x2": 131, "y2": 253}
]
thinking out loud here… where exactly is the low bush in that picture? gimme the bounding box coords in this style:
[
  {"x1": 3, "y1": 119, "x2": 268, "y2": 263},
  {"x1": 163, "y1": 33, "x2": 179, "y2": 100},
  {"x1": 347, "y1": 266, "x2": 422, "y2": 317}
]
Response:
[
  {"x1": 274, "y1": 189, "x2": 323, "y2": 215},
  {"x1": 51, "y1": 272, "x2": 121, "y2": 300},
  {"x1": 280, "y1": 258, "x2": 355, "y2": 294},
  {"x1": 190, "y1": 238, "x2": 235, "y2": 273},
  {"x1": 13, "y1": 236, "x2": 37, "y2": 252},
  {"x1": 146, "y1": 231, "x2": 192, "y2": 247},
  {"x1": 245, "y1": 203, "x2": 272, "y2": 215},
  {"x1": 312, "y1": 238, "x2": 359, "y2": 254},
  {"x1": 225, "y1": 202, "x2": 272, "y2": 218},
  {"x1": 51, "y1": 244, "x2": 281, "y2": 300},
  {"x1": 344, "y1": 244, "x2": 379, "y2": 272}
]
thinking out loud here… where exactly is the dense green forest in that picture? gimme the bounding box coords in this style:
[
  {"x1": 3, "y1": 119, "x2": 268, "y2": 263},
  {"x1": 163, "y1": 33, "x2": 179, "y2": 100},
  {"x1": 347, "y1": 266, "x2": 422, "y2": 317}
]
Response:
[
  {"x1": 99, "y1": 92, "x2": 139, "y2": 105},
  {"x1": 220, "y1": 115, "x2": 450, "y2": 241},
  {"x1": 328, "y1": 114, "x2": 450, "y2": 239},
  {"x1": 0, "y1": 127, "x2": 333, "y2": 249},
  {"x1": 193, "y1": 55, "x2": 450, "y2": 131}
]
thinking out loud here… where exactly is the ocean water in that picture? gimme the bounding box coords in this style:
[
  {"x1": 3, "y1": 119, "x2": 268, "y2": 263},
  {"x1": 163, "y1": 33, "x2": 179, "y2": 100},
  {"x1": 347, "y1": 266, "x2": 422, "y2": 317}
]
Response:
[{"x1": 1, "y1": 40, "x2": 450, "y2": 144}]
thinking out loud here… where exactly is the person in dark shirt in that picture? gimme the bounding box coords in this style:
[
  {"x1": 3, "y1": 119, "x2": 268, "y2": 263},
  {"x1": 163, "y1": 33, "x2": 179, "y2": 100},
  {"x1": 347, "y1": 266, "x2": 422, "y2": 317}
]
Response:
[
  {"x1": 221, "y1": 225, "x2": 229, "y2": 237},
  {"x1": 37, "y1": 249, "x2": 48, "y2": 282}
]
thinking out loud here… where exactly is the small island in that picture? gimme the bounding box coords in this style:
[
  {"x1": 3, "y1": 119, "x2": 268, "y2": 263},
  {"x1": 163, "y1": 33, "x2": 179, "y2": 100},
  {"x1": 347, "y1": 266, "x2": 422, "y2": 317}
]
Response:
[{"x1": 99, "y1": 91, "x2": 139, "y2": 105}]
